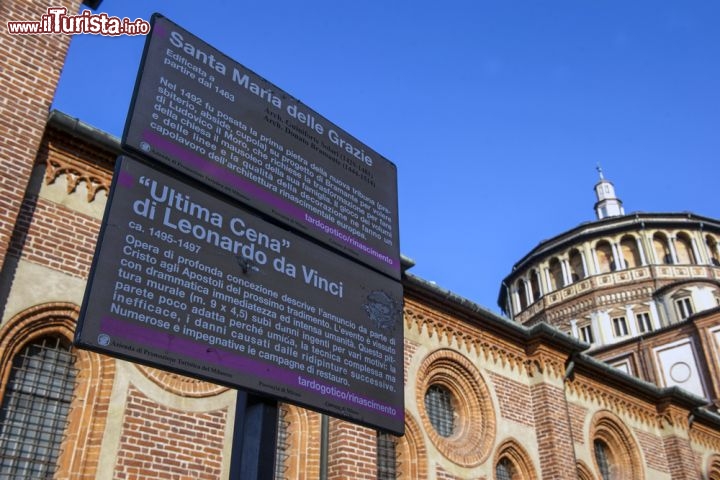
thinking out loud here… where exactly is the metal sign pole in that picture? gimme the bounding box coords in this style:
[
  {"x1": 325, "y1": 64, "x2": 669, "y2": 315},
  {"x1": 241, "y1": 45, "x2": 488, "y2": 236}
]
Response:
[{"x1": 229, "y1": 390, "x2": 279, "y2": 480}]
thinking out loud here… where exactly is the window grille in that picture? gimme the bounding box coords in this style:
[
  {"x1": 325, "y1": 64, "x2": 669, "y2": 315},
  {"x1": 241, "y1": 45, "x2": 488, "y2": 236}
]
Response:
[
  {"x1": 0, "y1": 336, "x2": 76, "y2": 478},
  {"x1": 377, "y1": 431, "x2": 397, "y2": 479},
  {"x1": 594, "y1": 439, "x2": 612, "y2": 480},
  {"x1": 273, "y1": 406, "x2": 290, "y2": 480},
  {"x1": 424, "y1": 384, "x2": 455, "y2": 437},
  {"x1": 495, "y1": 457, "x2": 515, "y2": 480}
]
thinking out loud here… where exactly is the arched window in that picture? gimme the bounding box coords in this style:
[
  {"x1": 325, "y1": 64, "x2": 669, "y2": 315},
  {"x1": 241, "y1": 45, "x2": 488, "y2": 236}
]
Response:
[
  {"x1": 493, "y1": 440, "x2": 537, "y2": 480},
  {"x1": 591, "y1": 411, "x2": 643, "y2": 480},
  {"x1": 594, "y1": 439, "x2": 613, "y2": 480},
  {"x1": 529, "y1": 270, "x2": 541, "y2": 303},
  {"x1": 496, "y1": 457, "x2": 515, "y2": 480},
  {"x1": 516, "y1": 280, "x2": 528, "y2": 311},
  {"x1": 675, "y1": 233, "x2": 696, "y2": 264},
  {"x1": 548, "y1": 258, "x2": 563, "y2": 291},
  {"x1": 596, "y1": 241, "x2": 615, "y2": 273},
  {"x1": 620, "y1": 236, "x2": 641, "y2": 268},
  {"x1": 0, "y1": 336, "x2": 76, "y2": 478},
  {"x1": 653, "y1": 233, "x2": 672, "y2": 264},
  {"x1": 706, "y1": 235, "x2": 720, "y2": 266},
  {"x1": 569, "y1": 249, "x2": 585, "y2": 282}
]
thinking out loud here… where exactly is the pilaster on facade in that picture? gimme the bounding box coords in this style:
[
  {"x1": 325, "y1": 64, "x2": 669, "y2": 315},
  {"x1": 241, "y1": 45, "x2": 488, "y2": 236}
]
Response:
[{"x1": 657, "y1": 402, "x2": 702, "y2": 479}]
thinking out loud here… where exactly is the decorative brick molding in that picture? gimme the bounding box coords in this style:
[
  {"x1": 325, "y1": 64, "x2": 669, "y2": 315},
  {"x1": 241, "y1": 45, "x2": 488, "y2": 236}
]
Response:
[
  {"x1": 576, "y1": 460, "x2": 594, "y2": 480},
  {"x1": 41, "y1": 132, "x2": 114, "y2": 203},
  {"x1": 589, "y1": 410, "x2": 645, "y2": 480},
  {"x1": 0, "y1": 302, "x2": 115, "y2": 479},
  {"x1": 691, "y1": 422, "x2": 720, "y2": 452},
  {"x1": 396, "y1": 413, "x2": 427, "y2": 479},
  {"x1": 707, "y1": 454, "x2": 720, "y2": 480},
  {"x1": 281, "y1": 405, "x2": 321, "y2": 480},
  {"x1": 404, "y1": 302, "x2": 526, "y2": 373},
  {"x1": 135, "y1": 365, "x2": 228, "y2": 398},
  {"x1": 565, "y1": 378, "x2": 659, "y2": 428},
  {"x1": 492, "y1": 438, "x2": 538, "y2": 480},
  {"x1": 658, "y1": 404, "x2": 692, "y2": 433},
  {"x1": 0, "y1": 302, "x2": 80, "y2": 391},
  {"x1": 415, "y1": 348, "x2": 496, "y2": 467},
  {"x1": 524, "y1": 343, "x2": 566, "y2": 380}
]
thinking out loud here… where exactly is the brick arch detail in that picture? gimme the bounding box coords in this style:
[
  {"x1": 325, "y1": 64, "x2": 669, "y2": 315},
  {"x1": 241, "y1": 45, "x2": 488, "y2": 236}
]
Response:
[
  {"x1": 708, "y1": 454, "x2": 720, "y2": 480},
  {"x1": 396, "y1": 413, "x2": 427, "y2": 479},
  {"x1": 492, "y1": 438, "x2": 538, "y2": 480},
  {"x1": 415, "y1": 348, "x2": 496, "y2": 467},
  {"x1": 135, "y1": 364, "x2": 228, "y2": 397},
  {"x1": 589, "y1": 409, "x2": 644, "y2": 480},
  {"x1": 0, "y1": 302, "x2": 115, "y2": 479},
  {"x1": 282, "y1": 405, "x2": 321, "y2": 480},
  {"x1": 576, "y1": 460, "x2": 595, "y2": 480}
]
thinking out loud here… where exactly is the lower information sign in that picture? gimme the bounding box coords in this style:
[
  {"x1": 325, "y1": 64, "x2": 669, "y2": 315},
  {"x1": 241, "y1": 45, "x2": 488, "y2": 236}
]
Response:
[{"x1": 75, "y1": 156, "x2": 404, "y2": 435}]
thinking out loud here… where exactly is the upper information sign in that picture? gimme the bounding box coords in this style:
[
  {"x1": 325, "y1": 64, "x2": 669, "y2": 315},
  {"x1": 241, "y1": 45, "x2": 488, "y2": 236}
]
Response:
[{"x1": 123, "y1": 15, "x2": 400, "y2": 279}]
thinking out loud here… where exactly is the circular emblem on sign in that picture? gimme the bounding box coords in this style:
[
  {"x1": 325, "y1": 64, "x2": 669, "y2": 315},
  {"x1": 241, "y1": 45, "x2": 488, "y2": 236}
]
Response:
[
  {"x1": 140, "y1": 141, "x2": 151, "y2": 152},
  {"x1": 363, "y1": 290, "x2": 401, "y2": 331},
  {"x1": 97, "y1": 334, "x2": 111, "y2": 346},
  {"x1": 670, "y1": 362, "x2": 692, "y2": 383}
]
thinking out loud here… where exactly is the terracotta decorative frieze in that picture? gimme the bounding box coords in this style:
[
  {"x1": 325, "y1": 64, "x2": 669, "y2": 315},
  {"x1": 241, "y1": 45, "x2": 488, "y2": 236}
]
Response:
[
  {"x1": 690, "y1": 424, "x2": 720, "y2": 451},
  {"x1": 404, "y1": 304, "x2": 526, "y2": 373},
  {"x1": 42, "y1": 136, "x2": 113, "y2": 202},
  {"x1": 565, "y1": 379, "x2": 658, "y2": 428}
]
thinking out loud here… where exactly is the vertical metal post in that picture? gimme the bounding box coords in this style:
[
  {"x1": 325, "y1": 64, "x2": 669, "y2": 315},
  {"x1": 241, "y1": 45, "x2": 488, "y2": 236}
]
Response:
[{"x1": 230, "y1": 390, "x2": 278, "y2": 480}]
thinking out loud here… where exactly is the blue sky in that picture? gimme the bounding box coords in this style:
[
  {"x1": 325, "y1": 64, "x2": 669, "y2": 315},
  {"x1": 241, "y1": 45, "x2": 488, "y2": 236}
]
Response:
[{"x1": 53, "y1": 1, "x2": 720, "y2": 314}]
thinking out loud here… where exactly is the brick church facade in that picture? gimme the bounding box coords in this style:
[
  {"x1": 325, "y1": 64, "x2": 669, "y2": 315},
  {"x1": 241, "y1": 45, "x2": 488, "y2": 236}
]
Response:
[{"x1": 2, "y1": 1, "x2": 720, "y2": 478}]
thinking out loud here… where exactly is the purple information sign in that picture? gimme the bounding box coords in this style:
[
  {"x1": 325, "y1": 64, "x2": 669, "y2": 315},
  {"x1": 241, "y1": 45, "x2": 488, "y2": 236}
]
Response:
[
  {"x1": 75, "y1": 156, "x2": 404, "y2": 435},
  {"x1": 123, "y1": 14, "x2": 400, "y2": 280}
]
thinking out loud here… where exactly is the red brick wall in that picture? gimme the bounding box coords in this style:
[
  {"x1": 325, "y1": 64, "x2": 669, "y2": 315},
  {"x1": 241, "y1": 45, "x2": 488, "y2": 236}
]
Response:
[
  {"x1": 634, "y1": 429, "x2": 670, "y2": 474},
  {"x1": 403, "y1": 337, "x2": 418, "y2": 386},
  {"x1": 567, "y1": 402, "x2": 587, "y2": 445},
  {"x1": 663, "y1": 434, "x2": 700, "y2": 479},
  {"x1": 530, "y1": 382, "x2": 577, "y2": 479},
  {"x1": 115, "y1": 386, "x2": 227, "y2": 480},
  {"x1": 0, "y1": 0, "x2": 83, "y2": 274},
  {"x1": 490, "y1": 372, "x2": 535, "y2": 427},
  {"x1": 327, "y1": 419, "x2": 377, "y2": 480},
  {"x1": 7, "y1": 194, "x2": 100, "y2": 278}
]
